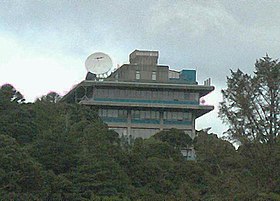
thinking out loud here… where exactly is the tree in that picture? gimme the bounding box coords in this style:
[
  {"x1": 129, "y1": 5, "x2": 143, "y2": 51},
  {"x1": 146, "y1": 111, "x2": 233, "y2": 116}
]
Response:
[
  {"x1": 0, "y1": 84, "x2": 36, "y2": 144},
  {"x1": 153, "y1": 128, "x2": 193, "y2": 149},
  {"x1": 36, "y1": 91, "x2": 61, "y2": 103},
  {"x1": 0, "y1": 133, "x2": 44, "y2": 199},
  {"x1": 219, "y1": 55, "x2": 280, "y2": 144},
  {"x1": 0, "y1": 84, "x2": 25, "y2": 104}
]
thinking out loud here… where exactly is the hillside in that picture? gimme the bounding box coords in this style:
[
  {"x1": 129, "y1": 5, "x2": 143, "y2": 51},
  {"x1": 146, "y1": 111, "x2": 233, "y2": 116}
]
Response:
[{"x1": 0, "y1": 84, "x2": 279, "y2": 200}]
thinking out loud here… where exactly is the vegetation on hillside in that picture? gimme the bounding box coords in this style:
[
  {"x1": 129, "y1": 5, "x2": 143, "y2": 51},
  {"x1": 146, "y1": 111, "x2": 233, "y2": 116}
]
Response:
[
  {"x1": 0, "y1": 55, "x2": 279, "y2": 200},
  {"x1": 0, "y1": 83, "x2": 279, "y2": 200}
]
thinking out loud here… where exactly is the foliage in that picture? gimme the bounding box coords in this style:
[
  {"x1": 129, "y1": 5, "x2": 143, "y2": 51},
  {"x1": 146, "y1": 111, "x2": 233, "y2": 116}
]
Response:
[
  {"x1": 36, "y1": 91, "x2": 62, "y2": 103},
  {"x1": 219, "y1": 55, "x2": 279, "y2": 144},
  {"x1": 0, "y1": 83, "x2": 279, "y2": 200},
  {"x1": 0, "y1": 84, "x2": 25, "y2": 104},
  {"x1": 153, "y1": 128, "x2": 193, "y2": 148}
]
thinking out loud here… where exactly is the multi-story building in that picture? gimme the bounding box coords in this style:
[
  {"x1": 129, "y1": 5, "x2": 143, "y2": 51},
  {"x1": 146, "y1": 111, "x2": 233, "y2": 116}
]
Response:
[{"x1": 62, "y1": 50, "x2": 214, "y2": 158}]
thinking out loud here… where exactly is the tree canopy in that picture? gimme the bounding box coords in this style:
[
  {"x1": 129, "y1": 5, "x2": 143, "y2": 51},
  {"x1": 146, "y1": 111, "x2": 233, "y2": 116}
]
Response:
[
  {"x1": 219, "y1": 55, "x2": 280, "y2": 144},
  {"x1": 0, "y1": 80, "x2": 279, "y2": 200}
]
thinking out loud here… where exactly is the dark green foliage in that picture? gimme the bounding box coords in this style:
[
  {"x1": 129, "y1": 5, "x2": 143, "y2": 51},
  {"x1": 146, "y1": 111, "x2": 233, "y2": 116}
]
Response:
[
  {"x1": 153, "y1": 128, "x2": 193, "y2": 148},
  {"x1": 0, "y1": 83, "x2": 279, "y2": 200},
  {"x1": 0, "y1": 133, "x2": 44, "y2": 199},
  {"x1": 0, "y1": 84, "x2": 25, "y2": 104},
  {"x1": 36, "y1": 91, "x2": 61, "y2": 103},
  {"x1": 219, "y1": 55, "x2": 279, "y2": 144}
]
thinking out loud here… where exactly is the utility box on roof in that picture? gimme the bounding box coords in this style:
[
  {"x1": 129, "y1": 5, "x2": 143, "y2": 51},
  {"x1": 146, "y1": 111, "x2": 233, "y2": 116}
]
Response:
[{"x1": 179, "y1": 70, "x2": 196, "y2": 83}]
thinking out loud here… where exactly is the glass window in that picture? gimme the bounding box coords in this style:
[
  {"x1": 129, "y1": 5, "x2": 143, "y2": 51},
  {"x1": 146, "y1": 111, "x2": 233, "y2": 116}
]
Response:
[
  {"x1": 167, "y1": 111, "x2": 172, "y2": 120},
  {"x1": 156, "y1": 111, "x2": 160, "y2": 119},
  {"x1": 132, "y1": 110, "x2": 140, "y2": 119},
  {"x1": 100, "y1": 109, "x2": 107, "y2": 117},
  {"x1": 146, "y1": 90, "x2": 151, "y2": 97},
  {"x1": 150, "y1": 111, "x2": 160, "y2": 119},
  {"x1": 163, "y1": 111, "x2": 167, "y2": 119},
  {"x1": 184, "y1": 93, "x2": 190, "y2": 100},
  {"x1": 107, "y1": 109, "x2": 118, "y2": 118},
  {"x1": 152, "y1": 71, "x2": 156, "y2": 80},
  {"x1": 177, "y1": 112, "x2": 183, "y2": 120},
  {"x1": 185, "y1": 93, "x2": 199, "y2": 101},
  {"x1": 163, "y1": 91, "x2": 168, "y2": 99},
  {"x1": 98, "y1": 109, "x2": 102, "y2": 117},
  {"x1": 152, "y1": 90, "x2": 158, "y2": 99},
  {"x1": 174, "y1": 91, "x2": 180, "y2": 100},
  {"x1": 151, "y1": 111, "x2": 156, "y2": 119},
  {"x1": 168, "y1": 91, "x2": 174, "y2": 99},
  {"x1": 140, "y1": 111, "x2": 146, "y2": 119},
  {"x1": 119, "y1": 89, "x2": 125, "y2": 98},
  {"x1": 135, "y1": 90, "x2": 140, "y2": 98},
  {"x1": 172, "y1": 112, "x2": 177, "y2": 120},
  {"x1": 183, "y1": 112, "x2": 191, "y2": 120},
  {"x1": 114, "y1": 89, "x2": 119, "y2": 98},
  {"x1": 140, "y1": 90, "x2": 145, "y2": 98},
  {"x1": 136, "y1": 71, "x2": 140, "y2": 80},
  {"x1": 118, "y1": 110, "x2": 127, "y2": 118},
  {"x1": 146, "y1": 110, "x2": 151, "y2": 119}
]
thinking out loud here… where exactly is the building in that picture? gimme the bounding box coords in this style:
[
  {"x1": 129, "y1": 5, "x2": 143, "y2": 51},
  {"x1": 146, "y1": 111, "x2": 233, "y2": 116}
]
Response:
[{"x1": 61, "y1": 50, "x2": 214, "y2": 159}]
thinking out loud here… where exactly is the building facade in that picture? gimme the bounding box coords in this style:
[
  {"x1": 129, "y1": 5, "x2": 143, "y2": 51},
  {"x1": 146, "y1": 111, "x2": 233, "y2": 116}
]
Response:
[{"x1": 62, "y1": 50, "x2": 214, "y2": 158}]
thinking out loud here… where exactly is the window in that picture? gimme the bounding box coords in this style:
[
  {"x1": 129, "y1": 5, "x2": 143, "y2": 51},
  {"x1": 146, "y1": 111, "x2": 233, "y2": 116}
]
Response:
[
  {"x1": 135, "y1": 90, "x2": 140, "y2": 98},
  {"x1": 99, "y1": 109, "x2": 107, "y2": 117},
  {"x1": 152, "y1": 71, "x2": 157, "y2": 80},
  {"x1": 132, "y1": 110, "x2": 140, "y2": 119},
  {"x1": 108, "y1": 109, "x2": 118, "y2": 118},
  {"x1": 145, "y1": 110, "x2": 151, "y2": 119},
  {"x1": 184, "y1": 93, "x2": 190, "y2": 100},
  {"x1": 184, "y1": 93, "x2": 199, "y2": 101},
  {"x1": 140, "y1": 111, "x2": 146, "y2": 119},
  {"x1": 118, "y1": 110, "x2": 127, "y2": 118},
  {"x1": 177, "y1": 112, "x2": 183, "y2": 120},
  {"x1": 136, "y1": 71, "x2": 140, "y2": 80},
  {"x1": 183, "y1": 112, "x2": 191, "y2": 120}
]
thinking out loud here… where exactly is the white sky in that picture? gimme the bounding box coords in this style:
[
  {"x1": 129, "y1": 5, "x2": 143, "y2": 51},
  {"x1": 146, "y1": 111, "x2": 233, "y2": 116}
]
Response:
[{"x1": 1, "y1": 0, "x2": 280, "y2": 136}]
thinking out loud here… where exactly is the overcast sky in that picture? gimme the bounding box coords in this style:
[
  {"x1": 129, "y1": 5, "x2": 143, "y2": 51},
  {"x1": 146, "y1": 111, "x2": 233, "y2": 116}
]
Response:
[{"x1": 1, "y1": 0, "x2": 280, "y2": 136}]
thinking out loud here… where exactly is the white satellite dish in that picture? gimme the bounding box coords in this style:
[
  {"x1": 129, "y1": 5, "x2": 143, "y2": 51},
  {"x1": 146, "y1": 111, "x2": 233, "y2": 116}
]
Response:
[{"x1": 85, "y1": 52, "x2": 113, "y2": 78}]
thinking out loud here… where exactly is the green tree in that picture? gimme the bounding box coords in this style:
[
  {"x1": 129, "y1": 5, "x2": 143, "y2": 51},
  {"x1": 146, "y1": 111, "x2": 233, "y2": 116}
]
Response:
[
  {"x1": 0, "y1": 84, "x2": 37, "y2": 144},
  {"x1": 0, "y1": 84, "x2": 25, "y2": 104},
  {"x1": 153, "y1": 128, "x2": 193, "y2": 148},
  {"x1": 219, "y1": 55, "x2": 280, "y2": 144},
  {"x1": 0, "y1": 133, "x2": 44, "y2": 199},
  {"x1": 36, "y1": 91, "x2": 61, "y2": 103}
]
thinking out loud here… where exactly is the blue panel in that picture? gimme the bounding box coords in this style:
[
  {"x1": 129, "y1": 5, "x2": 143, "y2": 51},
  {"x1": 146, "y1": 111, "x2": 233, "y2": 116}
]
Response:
[
  {"x1": 101, "y1": 117, "x2": 127, "y2": 123},
  {"x1": 163, "y1": 120, "x2": 192, "y2": 125},
  {"x1": 131, "y1": 119, "x2": 160, "y2": 124},
  {"x1": 179, "y1": 70, "x2": 196, "y2": 83},
  {"x1": 94, "y1": 98, "x2": 198, "y2": 105}
]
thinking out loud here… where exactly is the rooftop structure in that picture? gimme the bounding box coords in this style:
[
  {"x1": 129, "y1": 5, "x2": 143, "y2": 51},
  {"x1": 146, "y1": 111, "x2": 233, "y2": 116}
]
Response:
[{"x1": 61, "y1": 50, "x2": 214, "y2": 159}]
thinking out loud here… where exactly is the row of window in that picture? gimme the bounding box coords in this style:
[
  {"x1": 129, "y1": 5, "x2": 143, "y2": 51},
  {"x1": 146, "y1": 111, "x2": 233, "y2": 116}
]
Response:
[
  {"x1": 163, "y1": 111, "x2": 191, "y2": 121},
  {"x1": 98, "y1": 109, "x2": 192, "y2": 121},
  {"x1": 99, "y1": 109, "x2": 127, "y2": 118},
  {"x1": 135, "y1": 71, "x2": 157, "y2": 80},
  {"x1": 131, "y1": 110, "x2": 160, "y2": 119},
  {"x1": 95, "y1": 88, "x2": 199, "y2": 101}
]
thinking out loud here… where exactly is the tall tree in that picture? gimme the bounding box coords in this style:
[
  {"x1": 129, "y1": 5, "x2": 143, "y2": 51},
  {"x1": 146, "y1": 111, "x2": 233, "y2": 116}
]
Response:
[
  {"x1": 36, "y1": 91, "x2": 61, "y2": 103},
  {"x1": 219, "y1": 55, "x2": 280, "y2": 144},
  {"x1": 0, "y1": 84, "x2": 24, "y2": 104}
]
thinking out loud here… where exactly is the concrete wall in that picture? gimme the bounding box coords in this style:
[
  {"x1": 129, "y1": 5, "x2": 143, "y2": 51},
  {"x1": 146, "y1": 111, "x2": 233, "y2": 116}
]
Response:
[{"x1": 108, "y1": 64, "x2": 169, "y2": 83}]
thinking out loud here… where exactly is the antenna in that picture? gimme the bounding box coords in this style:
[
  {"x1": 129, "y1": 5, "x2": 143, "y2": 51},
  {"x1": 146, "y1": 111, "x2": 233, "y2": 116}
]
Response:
[{"x1": 85, "y1": 52, "x2": 113, "y2": 79}]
